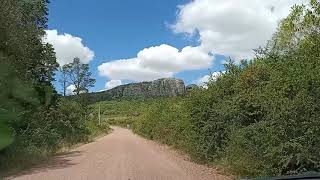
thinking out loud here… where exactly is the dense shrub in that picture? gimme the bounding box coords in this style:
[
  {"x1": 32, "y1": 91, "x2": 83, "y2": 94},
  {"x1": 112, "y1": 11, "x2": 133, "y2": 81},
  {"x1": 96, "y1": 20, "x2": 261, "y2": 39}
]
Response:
[
  {"x1": 131, "y1": 1, "x2": 320, "y2": 177},
  {"x1": 132, "y1": 98, "x2": 196, "y2": 152},
  {"x1": 0, "y1": 98, "x2": 105, "y2": 173},
  {"x1": 54, "y1": 99, "x2": 91, "y2": 143},
  {"x1": 0, "y1": 0, "x2": 105, "y2": 175}
]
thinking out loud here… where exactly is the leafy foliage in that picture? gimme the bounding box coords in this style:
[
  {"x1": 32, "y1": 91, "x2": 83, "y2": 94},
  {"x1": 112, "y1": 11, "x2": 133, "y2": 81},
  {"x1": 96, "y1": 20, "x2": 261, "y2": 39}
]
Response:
[
  {"x1": 64, "y1": 58, "x2": 96, "y2": 95},
  {"x1": 129, "y1": 1, "x2": 320, "y2": 177},
  {"x1": 0, "y1": 0, "x2": 104, "y2": 175}
]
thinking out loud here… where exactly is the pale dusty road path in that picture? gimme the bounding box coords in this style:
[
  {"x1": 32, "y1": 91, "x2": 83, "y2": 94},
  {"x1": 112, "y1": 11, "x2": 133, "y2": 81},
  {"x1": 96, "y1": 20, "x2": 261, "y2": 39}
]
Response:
[{"x1": 8, "y1": 127, "x2": 230, "y2": 180}]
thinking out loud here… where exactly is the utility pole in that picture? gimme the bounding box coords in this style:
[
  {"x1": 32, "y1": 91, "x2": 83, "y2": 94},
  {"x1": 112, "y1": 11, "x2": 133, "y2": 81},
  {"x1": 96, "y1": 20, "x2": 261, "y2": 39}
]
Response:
[{"x1": 98, "y1": 104, "x2": 101, "y2": 126}]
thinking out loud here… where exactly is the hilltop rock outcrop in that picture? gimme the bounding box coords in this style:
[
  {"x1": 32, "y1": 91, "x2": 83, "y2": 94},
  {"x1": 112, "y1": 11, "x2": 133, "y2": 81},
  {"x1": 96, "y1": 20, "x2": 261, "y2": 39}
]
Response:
[{"x1": 87, "y1": 78, "x2": 186, "y2": 102}]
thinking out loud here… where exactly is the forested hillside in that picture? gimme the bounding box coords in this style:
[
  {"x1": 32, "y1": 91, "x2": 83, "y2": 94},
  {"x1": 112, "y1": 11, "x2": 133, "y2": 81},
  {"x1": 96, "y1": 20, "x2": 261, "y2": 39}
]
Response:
[
  {"x1": 100, "y1": 0, "x2": 320, "y2": 177},
  {"x1": 0, "y1": 0, "x2": 106, "y2": 175}
]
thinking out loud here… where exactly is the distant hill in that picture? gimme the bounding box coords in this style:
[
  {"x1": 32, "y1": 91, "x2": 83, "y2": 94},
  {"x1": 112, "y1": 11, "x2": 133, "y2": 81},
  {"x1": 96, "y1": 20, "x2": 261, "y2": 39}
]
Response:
[{"x1": 85, "y1": 78, "x2": 186, "y2": 103}]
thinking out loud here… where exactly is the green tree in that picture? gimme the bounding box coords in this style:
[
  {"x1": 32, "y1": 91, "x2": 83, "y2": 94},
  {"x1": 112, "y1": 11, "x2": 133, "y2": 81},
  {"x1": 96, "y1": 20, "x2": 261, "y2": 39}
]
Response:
[
  {"x1": 0, "y1": 0, "x2": 103, "y2": 173},
  {"x1": 268, "y1": 0, "x2": 320, "y2": 53},
  {"x1": 0, "y1": 0, "x2": 58, "y2": 105},
  {"x1": 0, "y1": 0, "x2": 57, "y2": 150},
  {"x1": 65, "y1": 58, "x2": 96, "y2": 96},
  {"x1": 59, "y1": 65, "x2": 70, "y2": 96},
  {"x1": 0, "y1": 59, "x2": 39, "y2": 150}
]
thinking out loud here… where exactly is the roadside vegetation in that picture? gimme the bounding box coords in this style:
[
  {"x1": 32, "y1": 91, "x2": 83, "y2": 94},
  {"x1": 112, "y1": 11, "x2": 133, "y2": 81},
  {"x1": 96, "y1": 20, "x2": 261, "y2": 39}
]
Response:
[
  {"x1": 0, "y1": 0, "x2": 107, "y2": 176},
  {"x1": 1, "y1": 0, "x2": 319, "y2": 178},
  {"x1": 95, "y1": 100, "x2": 150, "y2": 128},
  {"x1": 101, "y1": 1, "x2": 320, "y2": 178}
]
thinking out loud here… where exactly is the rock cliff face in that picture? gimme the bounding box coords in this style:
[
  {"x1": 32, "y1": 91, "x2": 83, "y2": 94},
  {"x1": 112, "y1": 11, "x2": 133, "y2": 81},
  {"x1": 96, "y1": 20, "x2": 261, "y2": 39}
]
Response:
[{"x1": 88, "y1": 78, "x2": 186, "y2": 102}]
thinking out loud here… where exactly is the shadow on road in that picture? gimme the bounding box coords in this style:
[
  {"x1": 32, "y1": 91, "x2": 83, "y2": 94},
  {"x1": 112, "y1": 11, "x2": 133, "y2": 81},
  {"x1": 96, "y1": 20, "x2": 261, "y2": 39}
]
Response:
[{"x1": 6, "y1": 150, "x2": 82, "y2": 179}]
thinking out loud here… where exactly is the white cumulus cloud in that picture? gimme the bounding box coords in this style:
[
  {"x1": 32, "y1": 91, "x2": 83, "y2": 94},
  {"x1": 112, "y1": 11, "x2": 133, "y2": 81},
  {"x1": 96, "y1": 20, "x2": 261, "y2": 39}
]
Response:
[
  {"x1": 66, "y1": 84, "x2": 76, "y2": 95},
  {"x1": 196, "y1": 75, "x2": 211, "y2": 87},
  {"x1": 173, "y1": 0, "x2": 307, "y2": 59},
  {"x1": 105, "y1": 80, "x2": 123, "y2": 90},
  {"x1": 98, "y1": 44, "x2": 213, "y2": 82},
  {"x1": 43, "y1": 30, "x2": 94, "y2": 66},
  {"x1": 138, "y1": 45, "x2": 212, "y2": 72},
  {"x1": 98, "y1": 0, "x2": 306, "y2": 83},
  {"x1": 195, "y1": 71, "x2": 225, "y2": 87}
]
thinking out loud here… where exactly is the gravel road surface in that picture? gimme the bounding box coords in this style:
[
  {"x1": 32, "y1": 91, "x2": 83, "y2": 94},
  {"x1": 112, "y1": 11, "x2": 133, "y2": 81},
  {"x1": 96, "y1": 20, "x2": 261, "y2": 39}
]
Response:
[{"x1": 8, "y1": 127, "x2": 230, "y2": 180}]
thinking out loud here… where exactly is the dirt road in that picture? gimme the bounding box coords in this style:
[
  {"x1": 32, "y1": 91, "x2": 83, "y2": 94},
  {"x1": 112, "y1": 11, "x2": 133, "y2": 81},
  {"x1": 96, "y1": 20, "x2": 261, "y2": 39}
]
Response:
[{"x1": 8, "y1": 127, "x2": 230, "y2": 180}]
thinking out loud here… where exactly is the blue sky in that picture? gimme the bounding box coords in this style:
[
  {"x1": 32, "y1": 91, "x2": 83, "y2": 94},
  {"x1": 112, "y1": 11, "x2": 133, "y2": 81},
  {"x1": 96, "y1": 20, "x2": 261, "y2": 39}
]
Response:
[
  {"x1": 46, "y1": 0, "x2": 304, "y2": 93},
  {"x1": 47, "y1": 0, "x2": 226, "y2": 93}
]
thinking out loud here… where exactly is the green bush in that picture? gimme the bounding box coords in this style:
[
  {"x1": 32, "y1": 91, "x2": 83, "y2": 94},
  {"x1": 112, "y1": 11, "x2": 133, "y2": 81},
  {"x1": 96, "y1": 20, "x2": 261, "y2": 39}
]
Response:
[
  {"x1": 94, "y1": 99, "x2": 150, "y2": 128},
  {"x1": 54, "y1": 99, "x2": 91, "y2": 143},
  {"x1": 0, "y1": 0, "x2": 108, "y2": 175},
  {"x1": 0, "y1": 98, "x2": 108, "y2": 175},
  {"x1": 107, "y1": 117, "x2": 135, "y2": 128},
  {"x1": 129, "y1": 1, "x2": 320, "y2": 177},
  {"x1": 132, "y1": 98, "x2": 196, "y2": 154},
  {"x1": 85, "y1": 120, "x2": 110, "y2": 138}
]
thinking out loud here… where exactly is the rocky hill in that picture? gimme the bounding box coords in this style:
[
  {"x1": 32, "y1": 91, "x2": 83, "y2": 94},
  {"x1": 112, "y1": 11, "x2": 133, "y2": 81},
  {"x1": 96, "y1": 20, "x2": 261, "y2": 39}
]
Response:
[{"x1": 86, "y1": 78, "x2": 186, "y2": 102}]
